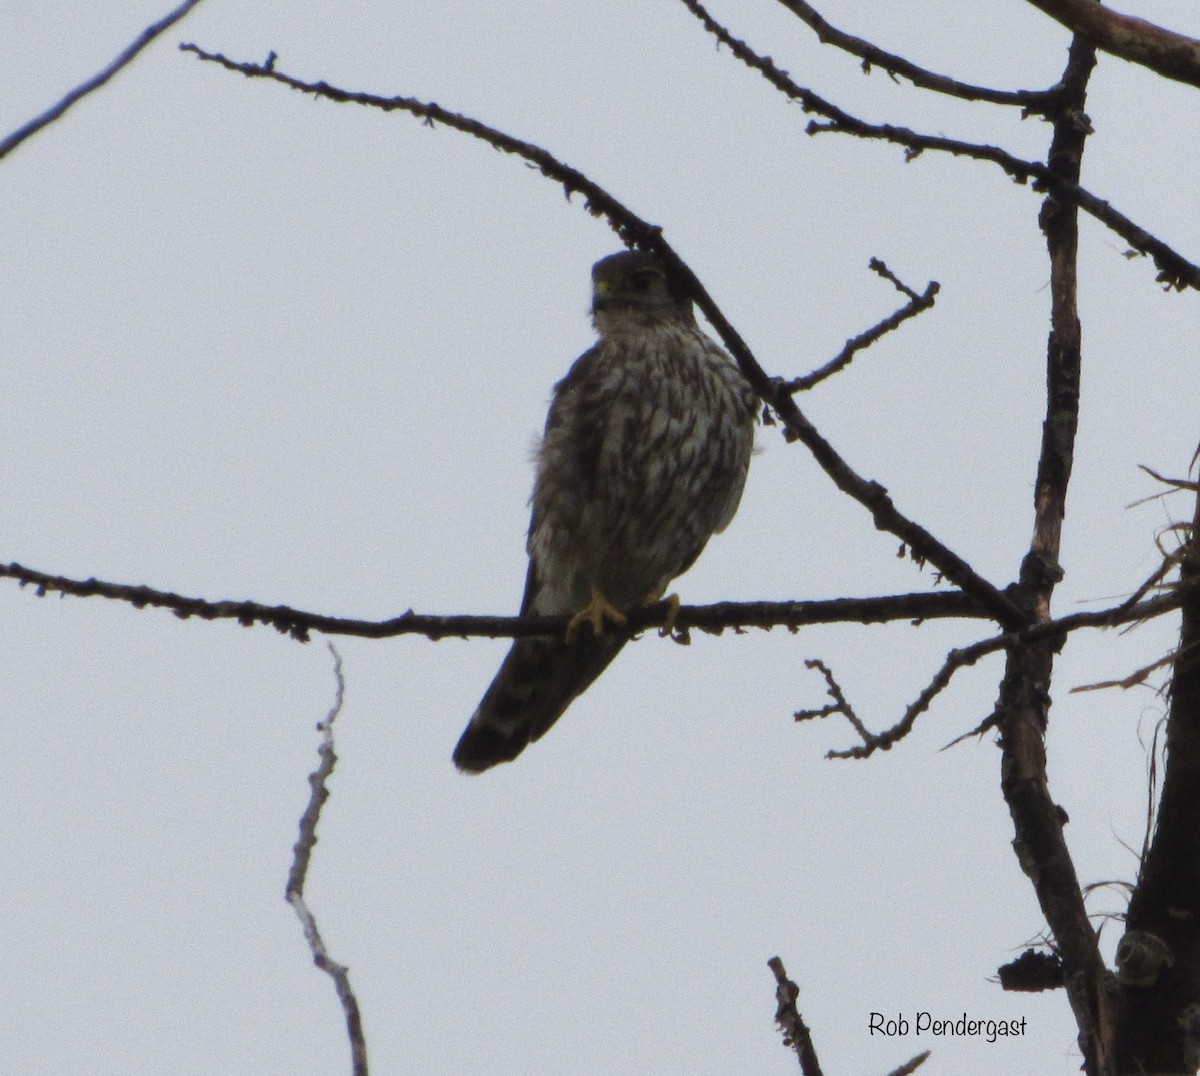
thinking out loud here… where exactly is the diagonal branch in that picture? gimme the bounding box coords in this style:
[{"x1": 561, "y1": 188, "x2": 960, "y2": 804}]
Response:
[
  {"x1": 180, "y1": 43, "x2": 1027, "y2": 626},
  {"x1": 0, "y1": 0, "x2": 208, "y2": 161},
  {"x1": 769, "y1": 0, "x2": 1066, "y2": 108},
  {"x1": 767, "y1": 957, "x2": 823, "y2": 1074},
  {"x1": 674, "y1": 0, "x2": 1200, "y2": 292},
  {"x1": 784, "y1": 259, "x2": 938, "y2": 392},
  {"x1": 1021, "y1": 0, "x2": 1200, "y2": 90}
]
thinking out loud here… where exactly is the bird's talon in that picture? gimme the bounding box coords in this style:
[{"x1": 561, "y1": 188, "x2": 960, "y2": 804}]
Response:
[
  {"x1": 657, "y1": 593, "x2": 681, "y2": 637},
  {"x1": 566, "y1": 586, "x2": 627, "y2": 642}
]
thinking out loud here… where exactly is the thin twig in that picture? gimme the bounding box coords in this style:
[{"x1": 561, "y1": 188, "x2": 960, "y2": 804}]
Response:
[
  {"x1": 674, "y1": 0, "x2": 1200, "y2": 292},
  {"x1": 785, "y1": 260, "x2": 938, "y2": 392},
  {"x1": 287, "y1": 646, "x2": 368, "y2": 1076},
  {"x1": 805, "y1": 589, "x2": 1188, "y2": 759},
  {"x1": 824, "y1": 635, "x2": 1006, "y2": 759},
  {"x1": 0, "y1": 0, "x2": 207, "y2": 161},
  {"x1": 767, "y1": 957, "x2": 823, "y2": 1075},
  {"x1": 768, "y1": 0, "x2": 1065, "y2": 109},
  {"x1": 178, "y1": 44, "x2": 1030, "y2": 626},
  {"x1": 794, "y1": 658, "x2": 874, "y2": 745}
]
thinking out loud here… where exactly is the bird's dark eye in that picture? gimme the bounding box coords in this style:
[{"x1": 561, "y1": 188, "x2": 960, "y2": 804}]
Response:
[{"x1": 630, "y1": 269, "x2": 657, "y2": 291}]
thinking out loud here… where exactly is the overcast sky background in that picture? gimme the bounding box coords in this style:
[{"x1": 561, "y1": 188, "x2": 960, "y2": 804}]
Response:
[{"x1": 2, "y1": 2, "x2": 1199, "y2": 1073}]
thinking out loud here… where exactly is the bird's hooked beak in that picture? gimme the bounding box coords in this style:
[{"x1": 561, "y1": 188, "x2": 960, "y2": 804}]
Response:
[{"x1": 591, "y1": 278, "x2": 614, "y2": 313}]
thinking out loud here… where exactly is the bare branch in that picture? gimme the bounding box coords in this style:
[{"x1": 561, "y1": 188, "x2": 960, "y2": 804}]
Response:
[
  {"x1": 794, "y1": 658, "x2": 874, "y2": 745},
  {"x1": 0, "y1": 558, "x2": 991, "y2": 639},
  {"x1": 4, "y1": 557, "x2": 1180, "y2": 645},
  {"x1": 770, "y1": 0, "x2": 1065, "y2": 108},
  {"x1": 669, "y1": 2, "x2": 1200, "y2": 291},
  {"x1": 805, "y1": 584, "x2": 1188, "y2": 759},
  {"x1": 885, "y1": 1051, "x2": 932, "y2": 1076},
  {"x1": 991, "y1": 39, "x2": 1118, "y2": 1073},
  {"x1": 1070, "y1": 648, "x2": 1180, "y2": 693},
  {"x1": 823, "y1": 634, "x2": 1005, "y2": 759},
  {"x1": 1117, "y1": 484, "x2": 1200, "y2": 1067},
  {"x1": 0, "y1": 0, "x2": 207, "y2": 161},
  {"x1": 1021, "y1": 0, "x2": 1200, "y2": 90},
  {"x1": 784, "y1": 260, "x2": 939, "y2": 392},
  {"x1": 767, "y1": 957, "x2": 823, "y2": 1075},
  {"x1": 286, "y1": 646, "x2": 368, "y2": 1076}
]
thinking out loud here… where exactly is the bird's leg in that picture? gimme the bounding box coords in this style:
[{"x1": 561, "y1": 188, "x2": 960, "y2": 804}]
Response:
[{"x1": 565, "y1": 583, "x2": 627, "y2": 643}]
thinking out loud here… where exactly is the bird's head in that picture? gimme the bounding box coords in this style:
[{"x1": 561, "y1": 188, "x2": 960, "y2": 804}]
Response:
[{"x1": 590, "y1": 250, "x2": 694, "y2": 331}]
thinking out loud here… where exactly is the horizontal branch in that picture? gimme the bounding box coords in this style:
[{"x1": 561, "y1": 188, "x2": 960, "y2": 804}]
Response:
[
  {"x1": 678, "y1": 0, "x2": 1200, "y2": 292},
  {"x1": 0, "y1": 560, "x2": 989, "y2": 641},
  {"x1": 2, "y1": 559, "x2": 1181, "y2": 654}
]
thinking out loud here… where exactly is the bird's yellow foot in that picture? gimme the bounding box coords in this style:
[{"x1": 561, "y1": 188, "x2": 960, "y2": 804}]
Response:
[
  {"x1": 655, "y1": 592, "x2": 681, "y2": 637},
  {"x1": 566, "y1": 585, "x2": 627, "y2": 643}
]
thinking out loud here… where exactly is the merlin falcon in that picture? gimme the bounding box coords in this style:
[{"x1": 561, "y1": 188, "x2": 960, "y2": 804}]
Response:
[{"x1": 453, "y1": 250, "x2": 757, "y2": 772}]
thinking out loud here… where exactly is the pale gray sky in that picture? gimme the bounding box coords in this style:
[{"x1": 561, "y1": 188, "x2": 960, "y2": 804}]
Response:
[{"x1": 2, "y1": 2, "x2": 1198, "y2": 1073}]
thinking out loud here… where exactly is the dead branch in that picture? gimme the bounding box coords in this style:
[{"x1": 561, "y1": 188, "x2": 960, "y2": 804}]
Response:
[
  {"x1": 794, "y1": 658, "x2": 874, "y2": 746},
  {"x1": 286, "y1": 646, "x2": 368, "y2": 1076},
  {"x1": 767, "y1": 957, "x2": 823, "y2": 1075},
  {"x1": 1021, "y1": 0, "x2": 1200, "y2": 90},
  {"x1": 178, "y1": 44, "x2": 1031, "y2": 625},
  {"x1": 0, "y1": 559, "x2": 996, "y2": 639},
  {"x1": 671, "y1": 1, "x2": 1200, "y2": 292},
  {"x1": 822, "y1": 634, "x2": 1006, "y2": 759},
  {"x1": 885, "y1": 1051, "x2": 932, "y2": 1076},
  {"x1": 3, "y1": 557, "x2": 1180, "y2": 646},
  {"x1": 0, "y1": 0, "x2": 207, "y2": 161},
  {"x1": 784, "y1": 260, "x2": 939, "y2": 392},
  {"x1": 1117, "y1": 483, "x2": 1200, "y2": 1068},
  {"x1": 770, "y1": 0, "x2": 1065, "y2": 108},
  {"x1": 990, "y1": 39, "x2": 1117, "y2": 1074}
]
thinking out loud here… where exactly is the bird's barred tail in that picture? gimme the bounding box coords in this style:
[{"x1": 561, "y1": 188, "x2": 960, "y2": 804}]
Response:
[{"x1": 453, "y1": 634, "x2": 625, "y2": 773}]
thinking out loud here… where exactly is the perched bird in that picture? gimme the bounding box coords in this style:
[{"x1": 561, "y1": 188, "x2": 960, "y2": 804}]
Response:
[{"x1": 453, "y1": 250, "x2": 757, "y2": 772}]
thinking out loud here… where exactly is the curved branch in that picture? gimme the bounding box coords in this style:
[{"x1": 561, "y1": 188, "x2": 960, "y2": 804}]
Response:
[
  {"x1": 769, "y1": 0, "x2": 1065, "y2": 109},
  {"x1": 1022, "y1": 0, "x2": 1200, "y2": 90}
]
